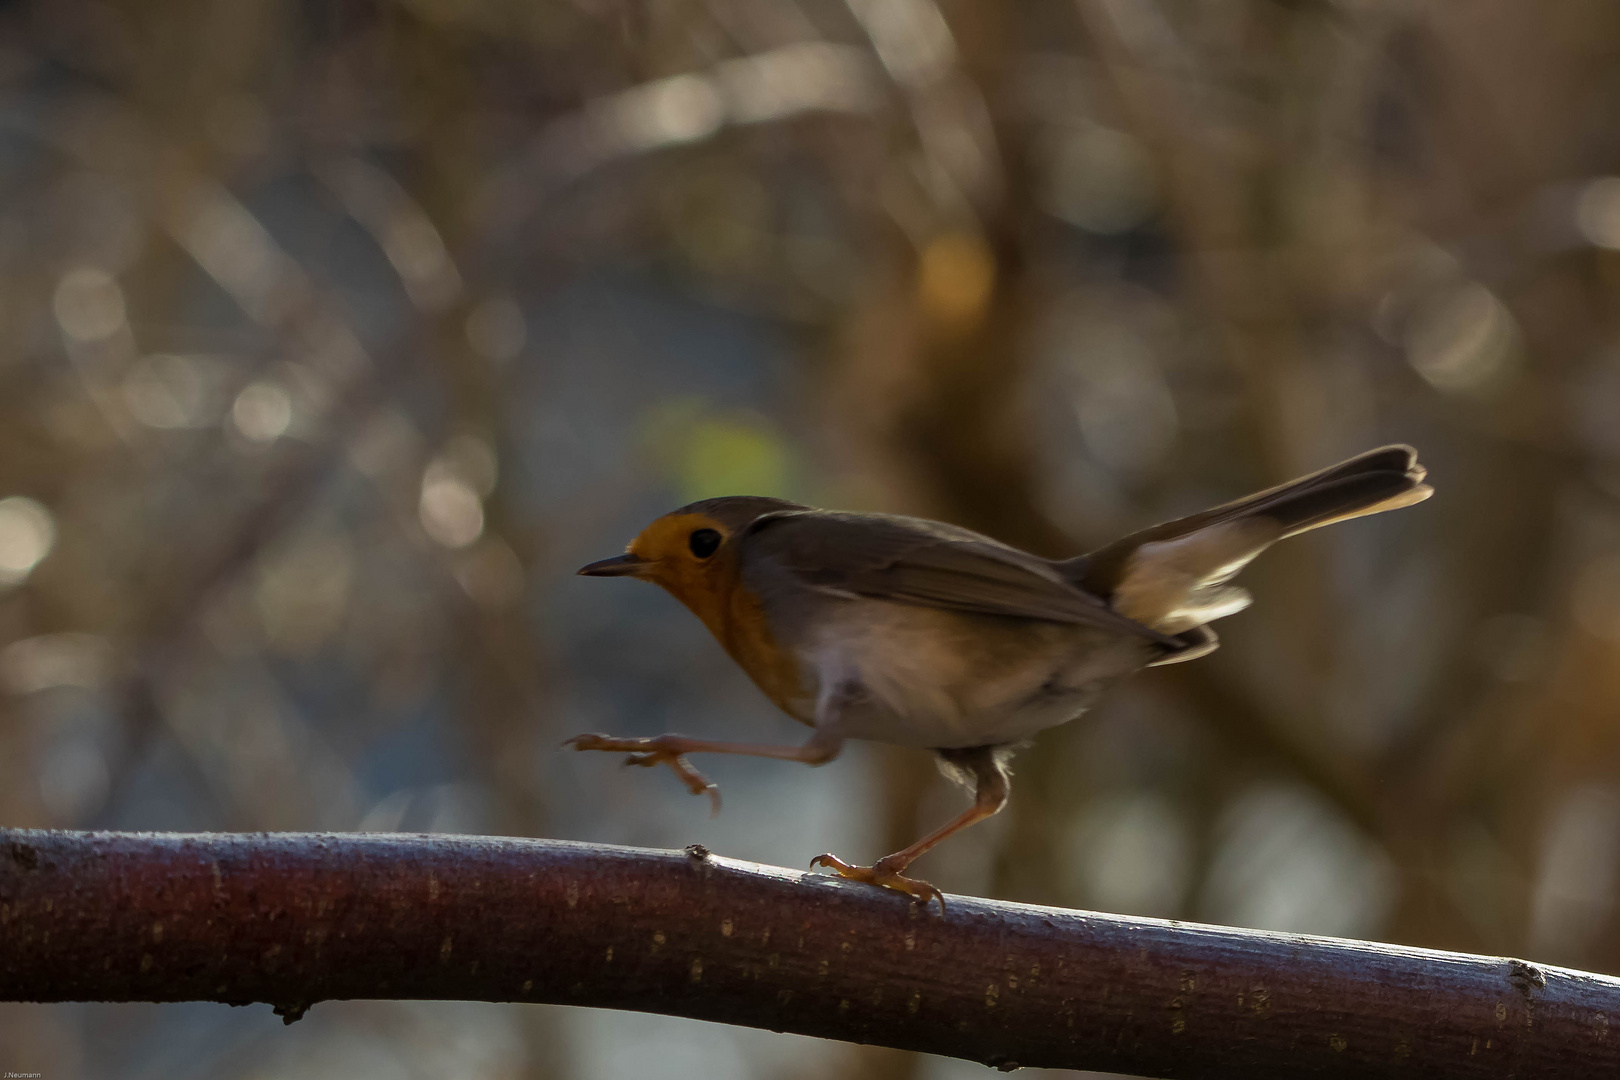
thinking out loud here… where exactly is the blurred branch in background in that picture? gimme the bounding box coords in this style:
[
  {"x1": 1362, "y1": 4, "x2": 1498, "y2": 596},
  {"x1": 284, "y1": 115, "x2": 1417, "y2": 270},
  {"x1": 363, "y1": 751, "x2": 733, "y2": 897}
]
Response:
[{"x1": 8, "y1": 830, "x2": 1620, "y2": 1080}]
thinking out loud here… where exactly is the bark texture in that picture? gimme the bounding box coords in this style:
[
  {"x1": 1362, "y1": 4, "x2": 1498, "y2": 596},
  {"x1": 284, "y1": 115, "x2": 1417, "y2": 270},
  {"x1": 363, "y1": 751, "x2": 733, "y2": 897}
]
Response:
[{"x1": 0, "y1": 829, "x2": 1616, "y2": 1078}]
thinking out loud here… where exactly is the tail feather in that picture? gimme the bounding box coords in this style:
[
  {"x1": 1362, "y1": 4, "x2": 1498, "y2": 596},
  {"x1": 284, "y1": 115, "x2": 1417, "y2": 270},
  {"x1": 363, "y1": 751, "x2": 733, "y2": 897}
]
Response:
[
  {"x1": 1247, "y1": 467, "x2": 1432, "y2": 537},
  {"x1": 1067, "y1": 445, "x2": 1431, "y2": 642}
]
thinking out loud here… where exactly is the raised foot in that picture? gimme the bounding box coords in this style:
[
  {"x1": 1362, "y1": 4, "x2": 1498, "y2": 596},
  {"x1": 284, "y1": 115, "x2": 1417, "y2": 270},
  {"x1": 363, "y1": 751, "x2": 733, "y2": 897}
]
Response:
[
  {"x1": 565, "y1": 733, "x2": 721, "y2": 815},
  {"x1": 810, "y1": 853, "x2": 945, "y2": 912}
]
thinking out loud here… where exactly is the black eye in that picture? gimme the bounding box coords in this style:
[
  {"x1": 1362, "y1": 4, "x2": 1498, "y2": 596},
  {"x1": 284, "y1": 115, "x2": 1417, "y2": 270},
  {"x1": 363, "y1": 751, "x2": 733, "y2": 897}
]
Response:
[{"x1": 688, "y1": 528, "x2": 722, "y2": 559}]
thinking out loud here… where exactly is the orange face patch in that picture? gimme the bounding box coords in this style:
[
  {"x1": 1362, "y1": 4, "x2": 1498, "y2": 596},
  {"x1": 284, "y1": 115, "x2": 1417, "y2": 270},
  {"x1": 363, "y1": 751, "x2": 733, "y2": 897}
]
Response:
[{"x1": 627, "y1": 513, "x2": 732, "y2": 613}]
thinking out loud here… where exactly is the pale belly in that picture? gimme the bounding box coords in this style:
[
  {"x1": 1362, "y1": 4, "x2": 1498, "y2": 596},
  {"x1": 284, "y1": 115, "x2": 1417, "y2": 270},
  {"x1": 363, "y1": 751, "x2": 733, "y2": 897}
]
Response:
[{"x1": 800, "y1": 600, "x2": 1155, "y2": 749}]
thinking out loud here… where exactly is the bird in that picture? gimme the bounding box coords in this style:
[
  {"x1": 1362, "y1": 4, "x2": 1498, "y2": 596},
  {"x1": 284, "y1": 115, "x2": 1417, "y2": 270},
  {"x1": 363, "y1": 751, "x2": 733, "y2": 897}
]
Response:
[{"x1": 569, "y1": 445, "x2": 1431, "y2": 909}]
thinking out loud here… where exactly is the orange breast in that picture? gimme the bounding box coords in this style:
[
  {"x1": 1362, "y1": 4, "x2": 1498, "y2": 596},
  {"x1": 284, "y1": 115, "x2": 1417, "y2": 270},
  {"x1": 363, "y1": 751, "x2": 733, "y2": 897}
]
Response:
[
  {"x1": 655, "y1": 559, "x2": 813, "y2": 724},
  {"x1": 719, "y1": 583, "x2": 813, "y2": 724}
]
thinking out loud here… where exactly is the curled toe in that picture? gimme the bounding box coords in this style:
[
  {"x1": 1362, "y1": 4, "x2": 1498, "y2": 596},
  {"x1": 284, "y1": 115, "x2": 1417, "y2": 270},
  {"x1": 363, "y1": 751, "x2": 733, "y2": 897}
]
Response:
[{"x1": 808, "y1": 853, "x2": 946, "y2": 912}]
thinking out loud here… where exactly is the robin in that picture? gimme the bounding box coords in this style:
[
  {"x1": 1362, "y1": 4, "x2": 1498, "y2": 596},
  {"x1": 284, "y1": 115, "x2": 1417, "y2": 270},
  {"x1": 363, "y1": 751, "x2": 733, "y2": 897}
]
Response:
[{"x1": 570, "y1": 445, "x2": 1431, "y2": 908}]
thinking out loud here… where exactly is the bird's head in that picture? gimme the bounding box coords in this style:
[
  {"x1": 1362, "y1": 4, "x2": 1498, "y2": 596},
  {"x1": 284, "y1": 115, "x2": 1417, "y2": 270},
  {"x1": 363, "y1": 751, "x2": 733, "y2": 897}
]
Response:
[{"x1": 578, "y1": 496, "x2": 804, "y2": 615}]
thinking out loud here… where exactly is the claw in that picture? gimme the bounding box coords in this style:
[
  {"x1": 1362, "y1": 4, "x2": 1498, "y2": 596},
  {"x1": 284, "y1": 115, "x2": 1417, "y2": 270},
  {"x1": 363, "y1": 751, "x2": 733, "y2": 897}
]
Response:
[
  {"x1": 809, "y1": 853, "x2": 946, "y2": 912},
  {"x1": 623, "y1": 750, "x2": 721, "y2": 816},
  {"x1": 566, "y1": 733, "x2": 721, "y2": 816}
]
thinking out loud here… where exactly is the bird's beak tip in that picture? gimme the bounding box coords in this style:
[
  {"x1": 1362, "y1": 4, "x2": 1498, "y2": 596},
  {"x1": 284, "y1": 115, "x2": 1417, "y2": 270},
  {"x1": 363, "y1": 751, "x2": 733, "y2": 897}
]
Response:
[{"x1": 578, "y1": 553, "x2": 647, "y2": 577}]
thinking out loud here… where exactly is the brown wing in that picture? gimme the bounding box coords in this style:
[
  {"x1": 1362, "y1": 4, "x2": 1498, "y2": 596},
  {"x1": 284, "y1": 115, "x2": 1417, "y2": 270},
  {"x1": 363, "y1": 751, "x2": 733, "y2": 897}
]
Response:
[{"x1": 743, "y1": 510, "x2": 1180, "y2": 646}]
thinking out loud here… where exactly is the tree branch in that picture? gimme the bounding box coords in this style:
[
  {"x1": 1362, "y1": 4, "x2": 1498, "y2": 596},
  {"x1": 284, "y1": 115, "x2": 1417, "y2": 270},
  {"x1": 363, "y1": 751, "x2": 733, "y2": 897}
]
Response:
[{"x1": 1, "y1": 830, "x2": 1615, "y2": 1077}]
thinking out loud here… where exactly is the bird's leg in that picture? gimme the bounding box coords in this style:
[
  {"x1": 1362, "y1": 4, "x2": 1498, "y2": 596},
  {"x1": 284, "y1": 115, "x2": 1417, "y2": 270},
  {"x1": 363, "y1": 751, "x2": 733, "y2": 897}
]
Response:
[
  {"x1": 812, "y1": 746, "x2": 1010, "y2": 912},
  {"x1": 566, "y1": 729, "x2": 842, "y2": 815}
]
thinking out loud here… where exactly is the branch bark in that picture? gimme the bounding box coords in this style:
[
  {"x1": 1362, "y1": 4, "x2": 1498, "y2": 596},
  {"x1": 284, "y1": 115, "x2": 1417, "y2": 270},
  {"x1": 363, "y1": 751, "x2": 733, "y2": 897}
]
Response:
[{"x1": 1, "y1": 830, "x2": 1615, "y2": 1077}]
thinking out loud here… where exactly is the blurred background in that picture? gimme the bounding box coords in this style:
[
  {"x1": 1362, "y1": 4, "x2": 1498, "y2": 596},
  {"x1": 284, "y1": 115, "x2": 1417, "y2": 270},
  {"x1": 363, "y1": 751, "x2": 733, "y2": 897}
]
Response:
[{"x1": 1, "y1": 0, "x2": 1619, "y2": 1076}]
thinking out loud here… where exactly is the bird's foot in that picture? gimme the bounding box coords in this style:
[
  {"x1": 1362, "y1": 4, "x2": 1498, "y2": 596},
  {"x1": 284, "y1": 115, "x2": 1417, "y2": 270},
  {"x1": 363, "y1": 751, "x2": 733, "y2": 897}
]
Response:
[
  {"x1": 565, "y1": 734, "x2": 721, "y2": 815},
  {"x1": 809, "y1": 852, "x2": 945, "y2": 912}
]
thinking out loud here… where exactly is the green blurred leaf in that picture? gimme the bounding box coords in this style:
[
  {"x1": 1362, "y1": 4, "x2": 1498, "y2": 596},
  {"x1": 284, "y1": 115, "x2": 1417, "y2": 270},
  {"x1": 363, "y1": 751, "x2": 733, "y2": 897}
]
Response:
[{"x1": 640, "y1": 399, "x2": 793, "y2": 501}]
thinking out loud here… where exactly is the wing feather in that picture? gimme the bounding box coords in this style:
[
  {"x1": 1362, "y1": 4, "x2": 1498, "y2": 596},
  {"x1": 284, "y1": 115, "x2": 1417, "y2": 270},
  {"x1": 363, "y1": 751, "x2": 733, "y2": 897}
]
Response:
[{"x1": 743, "y1": 511, "x2": 1179, "y2": 645}]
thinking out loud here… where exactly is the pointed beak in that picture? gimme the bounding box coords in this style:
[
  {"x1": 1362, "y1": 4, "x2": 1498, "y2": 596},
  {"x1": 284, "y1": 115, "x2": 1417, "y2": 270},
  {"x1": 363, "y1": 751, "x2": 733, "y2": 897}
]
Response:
[{"x1": 578, "y1": 553, "x2": 648, "y2": 578}]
